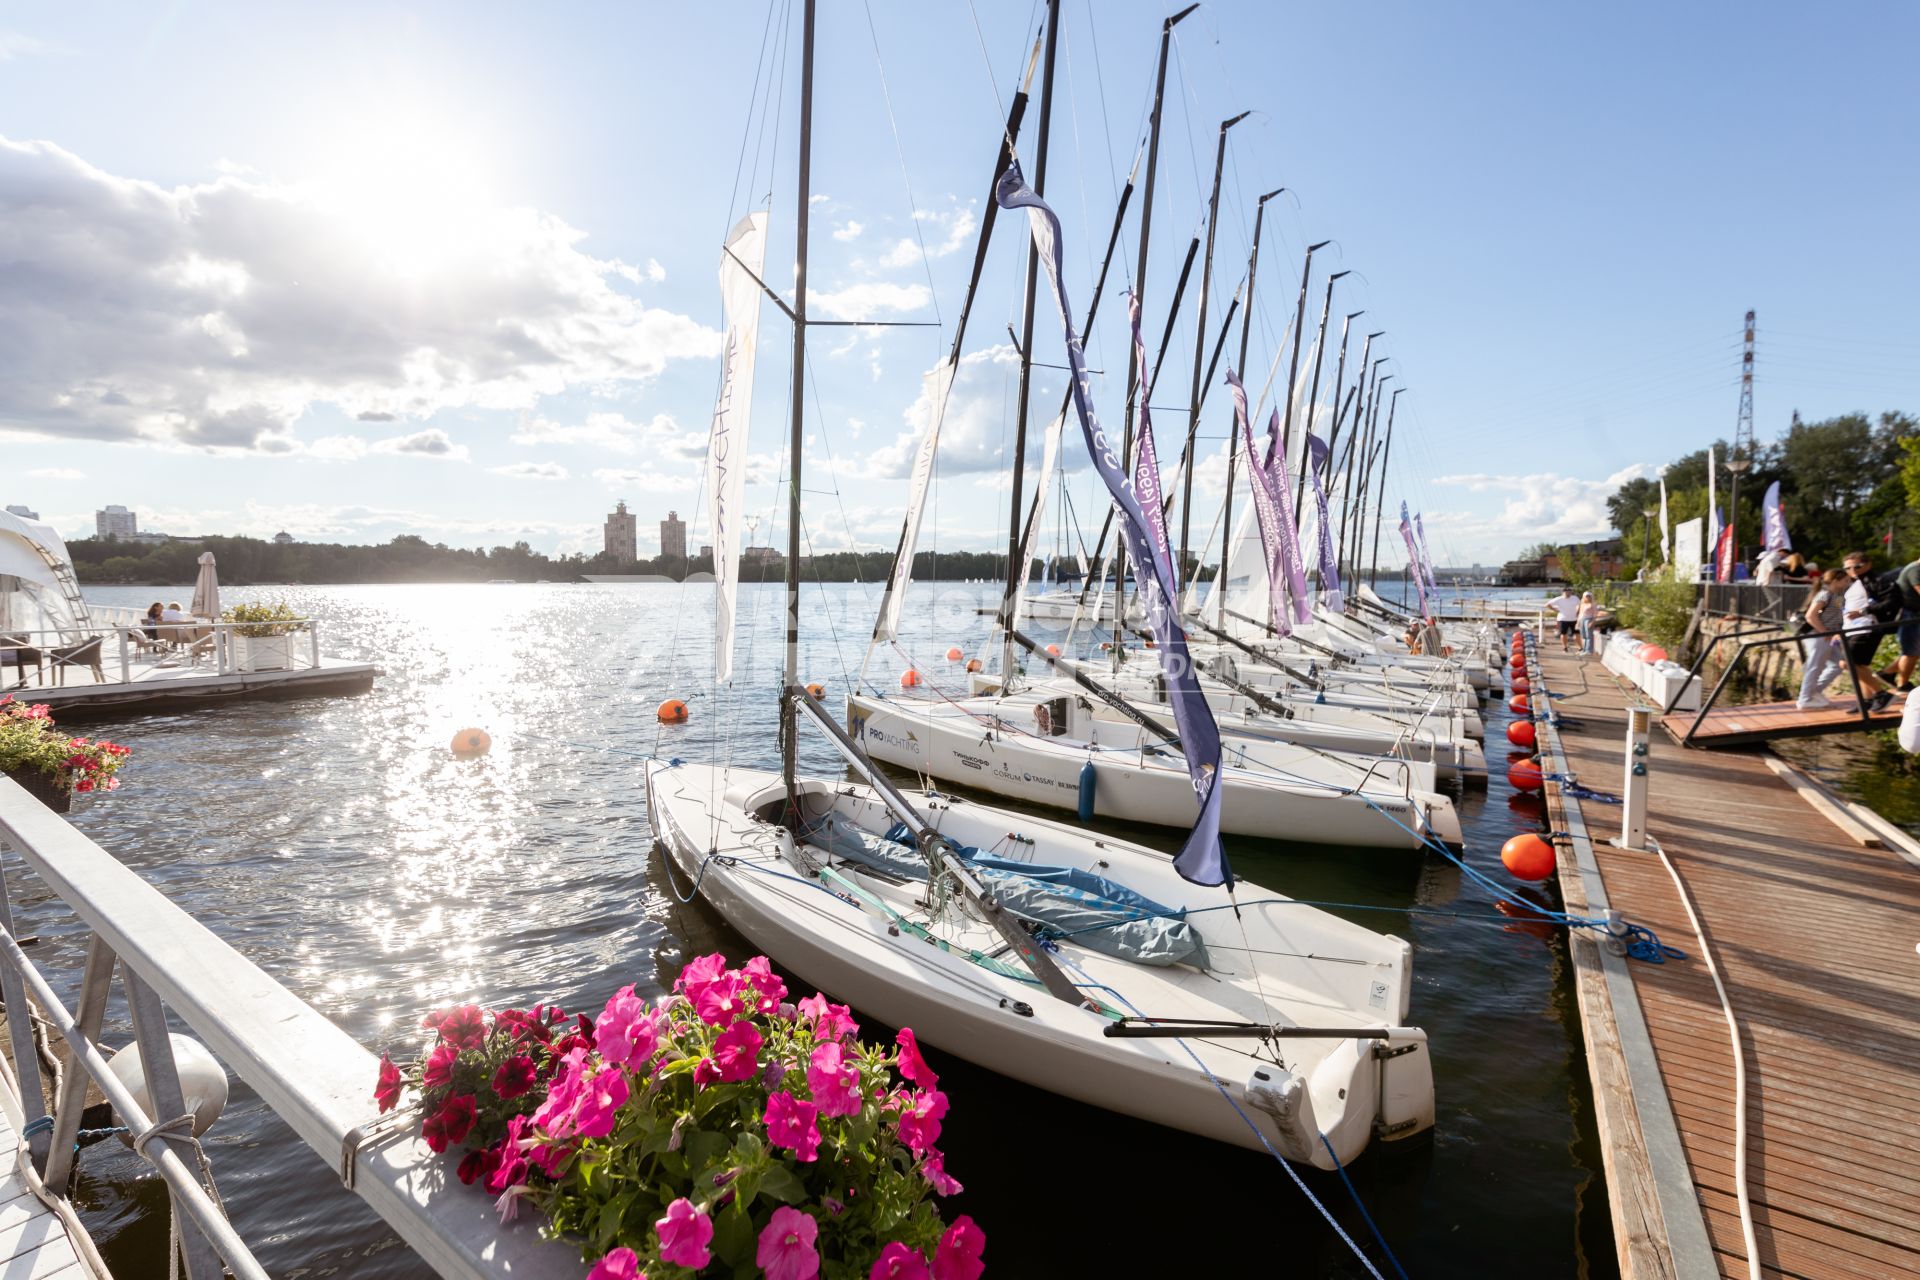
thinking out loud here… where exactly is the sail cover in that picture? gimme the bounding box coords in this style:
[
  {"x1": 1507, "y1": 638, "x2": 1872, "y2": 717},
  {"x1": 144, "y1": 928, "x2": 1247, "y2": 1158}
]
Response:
[
  {"x1": 1400, "y1": 501, "x2": 1432, "y2": 620},
  {"x1": 709, "y1": 211, "x2": 769, "y2": 682},
  {"x1": 1413, "y1": 512, "x2": 1439, "y2": 595},
  {"x1": 998, "y1": 162, "x2": 1228, "y2": 887},
  {"x1": 1262, "y1": 407, "x2": 1313, "y2": 627},
  {"x1": 1227, "y1": 371, "x2": 1294, "y2": 638},
  {"x1": 1126, "y1": 292, "x2": 1178, "y2": 592},
  {"x1": 1305, "y1": 433, "x2": 1345, "y2": 612}
]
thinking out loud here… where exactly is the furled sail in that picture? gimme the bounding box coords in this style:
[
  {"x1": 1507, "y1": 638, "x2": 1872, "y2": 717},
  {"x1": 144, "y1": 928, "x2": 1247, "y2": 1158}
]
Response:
[
  {"x1": 1414, "y1": 511, "x2": 1439, "y2": 595},
  {"x1": 1305, "y1": 433, "x2": 1345, "y2": 613},
  {"x1": 871, "y1": 357, "x2": 955, "y2": 644},
  {"x1": 1399, "y1": 501, "x2": 1432, "y2": 620},
  {"x1": 1261, "y1": 407, "x2": 1313, "y2": 627},
  {"x1": 709, "y1": 211, "x2": 769, "y2": 682},
  {"x1": 998, "y1": 162, "x2": 1229, "y2": 888},
  {"x1": 1127, "y1": 292, "x2": 1178, "y2": 592}
]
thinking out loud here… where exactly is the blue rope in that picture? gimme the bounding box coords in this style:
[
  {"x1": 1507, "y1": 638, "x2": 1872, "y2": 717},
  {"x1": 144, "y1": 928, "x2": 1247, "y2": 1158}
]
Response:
[{"x1": 1319, "y1": 1134, "x2": 1412, "y2": 1280}]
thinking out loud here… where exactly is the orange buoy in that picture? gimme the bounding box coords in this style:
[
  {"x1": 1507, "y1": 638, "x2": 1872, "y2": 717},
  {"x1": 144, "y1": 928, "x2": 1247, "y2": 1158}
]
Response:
[
  {"x1": 1045, "y1": 643, "x2": 1061, "y2": 656},
  {"x1": 1642, "y1": 645, "x2": 1668, "y2": 663},
  {"x1": 1510, "y1": 693, "x2": 1532, "y2": 716},
  {"x1": 450, "y1": 727, "x2": 492, "y2": 757},
  {"x1": 1099, "y1": 641, "x2": 1114, "y2": 651},
  {"x1": 900, "y1": 669, "x2": 922, "y2": 688},
  {"x1": 1506, "y1": 720, "x2": 1537, "y2": 748},
  {"x1": 1509, "y1": 654, "x2": 1526, "y2": 671},
  {"x1": 945, "y1": 647, "x2": 965, "y2": 662},
  {"x1": 804, "y1": 682, "x2": 826, "y2": 700},
  {"x1": 1510, "y1": 676, "x2": 1530, "y2": 694},
  {"x1": 1508, "y1": 760, "x2": 1544, "y2": 792},
  {"x1": 1500, "y1": 833, "x2": 1557, "y2": 881},
  {"x1": 656, "y1": 699, "x2": 689, "y2": 724},
  {"x1": 965, "y1": 659, "x2": 983, "y2": 673}
]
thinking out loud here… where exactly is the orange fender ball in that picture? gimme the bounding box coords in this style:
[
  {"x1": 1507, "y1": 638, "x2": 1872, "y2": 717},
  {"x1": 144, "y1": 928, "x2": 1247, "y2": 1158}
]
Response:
[
  {"x1": 1508, "y1": 760, "x2": 1544, "y2": 791},
  {"x1": 1501, "y1": 833, "x2": 1557, "y2": 881},
  {"x1": 450, "y1": 727, "x2": 492, "y2": 757},
  {"x1": 965, "y1": 659, "x2": 983, "y2": 673},
  {"x1": 1506, "y1": 720, "x2": 1537, "y2": 748},
  {"x1": 945, "y1": 647, "x2": 964, "y2": 662},
  {"x1": 1642, "y1": 645, "x2": 1668, "y2": 662},
  {"x1": 900, "y1": 669, "x2": 922, "y2": 688},
  {"x1": 656, "y1": 699, "x2": 689, "y2": 724},
  {"x1": 1510, "y1": 676, "x2": 1530, "y2": 694},
  {"x1": 804, "y1": 682, "x2": 826, "y2": 700},
  {"x1": 1510, "y1": 655, "x2": 1527, "y2": 671},
  {"x1": 1046, "y1": 643, "x2": 1062, "y2": 656},
  {"x1": 1509, "y1": 694, "x2": 1532, "y2": 716}
]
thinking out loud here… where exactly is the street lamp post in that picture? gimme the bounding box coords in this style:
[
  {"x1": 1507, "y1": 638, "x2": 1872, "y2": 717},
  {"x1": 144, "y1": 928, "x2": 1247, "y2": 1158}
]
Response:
[
  {"x1": 1726, "y1": 455, "x2": 1752, "y2": 617},
  {"x1": 1641, "y1": 507, "x2": 1656, "y2": 577}
]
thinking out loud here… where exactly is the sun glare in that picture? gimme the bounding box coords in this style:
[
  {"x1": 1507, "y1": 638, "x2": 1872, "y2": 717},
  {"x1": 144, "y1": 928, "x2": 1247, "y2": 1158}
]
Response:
[{"x1": 306, "y1": 104, "x2": 494, "y2": 276}]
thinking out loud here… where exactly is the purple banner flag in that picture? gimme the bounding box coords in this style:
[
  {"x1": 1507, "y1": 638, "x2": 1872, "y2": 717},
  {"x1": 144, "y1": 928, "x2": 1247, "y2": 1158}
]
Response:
[
  {"x1": 997, "y1": 163, "x2": 1227, "y2": 887},
  {"x1": 1127, "y1": 292, "x2": 1178, "y2": 592},
  {"x1": 1414, "y1": 512, "x2": 1439, "y2": 595},
  {"x1": 1399, "y1": 501, "x2": 1432, "y2": 621},
  {"x1": 1227, "y1": 371, "x2": 1295, "y2": 639},
  {"x1": 1264, "y1": 409, "x2": 1313, "y2": 626},
  {"x1": 1305, "y1": 434, "x2": 1345, "y2": 613}
]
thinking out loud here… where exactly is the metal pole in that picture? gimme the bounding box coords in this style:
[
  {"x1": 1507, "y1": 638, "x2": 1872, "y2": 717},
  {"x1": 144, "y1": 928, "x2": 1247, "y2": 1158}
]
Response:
[
  {"x1": 780, "y1": 0, "x2": 816, "y2": 805},
  {"x1": 1214, "y1": 187, "x2": 1284, "y2": 624},
  {"x1": 996, "y1": 0, "x2": 1061, "y2": 680},
  {"x1": 1327, "y1": 310, "x2": 1365, "y2": 564},
  {"x1": 1177, "y1": 111, "x2": 1249, "y2": 577},
  {"x1": 1278, "y1": 241, "x2": 1331, "y2": 479},
  {"x1": 1294, "y1": 268, "x2": 1348, "y2": 517},
  {"x1": 1338, "y1": 333, "x2": 1383, "y2": 571},
  {"x1": 1349, "y1": 354, "x2": 1390, "y2": 578},
  {"x1": 1367, "y1": 385, "x2": 1403, "y2": 588}
]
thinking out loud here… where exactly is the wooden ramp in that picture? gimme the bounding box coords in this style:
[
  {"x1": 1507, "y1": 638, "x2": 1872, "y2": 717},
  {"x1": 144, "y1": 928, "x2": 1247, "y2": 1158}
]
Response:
[
  {"x1": 0, "y1": 1065, "x2": 99, "y2": 1278},
  {"x1": 1664, "y1": 696, "x2": 1907, "y2": 748},
  {"x1": 1535, "y1": 649, "x2": 1920, "y2": 1280}
]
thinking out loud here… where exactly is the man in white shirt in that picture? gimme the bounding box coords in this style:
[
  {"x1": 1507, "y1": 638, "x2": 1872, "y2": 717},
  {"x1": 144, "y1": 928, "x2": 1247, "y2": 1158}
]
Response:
[
  {"x1": 1840, "y1": 552, "x2": 1894, "y2": 714},
  {"x1": 1549, "y1": 587, "x2": 1581, "y2": 652}
]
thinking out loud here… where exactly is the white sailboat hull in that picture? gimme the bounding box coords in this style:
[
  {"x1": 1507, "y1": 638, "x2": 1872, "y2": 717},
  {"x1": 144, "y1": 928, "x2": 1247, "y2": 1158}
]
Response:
[{"x1": 645, "y1": 760, "x2": 1436, "y2": 1167}]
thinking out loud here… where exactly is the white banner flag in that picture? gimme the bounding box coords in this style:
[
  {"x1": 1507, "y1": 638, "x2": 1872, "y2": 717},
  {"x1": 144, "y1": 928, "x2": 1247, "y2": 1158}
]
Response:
[
  {"x1": 872, "y1": 357, "x2": 955, "y2": 643},
  {"x1": 1659, "y1": 476, "x2": 1671, "y2": 565},
  {"x1": 709, "y1": 212, "x2": 768, "y2": 682}
]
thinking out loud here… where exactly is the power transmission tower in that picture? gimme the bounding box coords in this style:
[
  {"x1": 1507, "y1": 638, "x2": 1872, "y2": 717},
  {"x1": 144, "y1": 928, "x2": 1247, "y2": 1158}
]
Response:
[{"x1": 1728, "y1": 310, "x2": 1756, "y2": 571}]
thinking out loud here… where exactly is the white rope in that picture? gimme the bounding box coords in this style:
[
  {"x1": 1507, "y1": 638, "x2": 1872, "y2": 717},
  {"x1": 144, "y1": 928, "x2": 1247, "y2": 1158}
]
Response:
[{"x1": 1644, "y1": 834, "x2": 1761, "y2": 1280}]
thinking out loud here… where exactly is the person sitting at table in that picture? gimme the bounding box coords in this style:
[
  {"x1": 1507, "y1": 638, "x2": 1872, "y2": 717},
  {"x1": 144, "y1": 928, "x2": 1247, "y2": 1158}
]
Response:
[
  {"x1": 160, "y1": 601, "x2": 190, "y2": 625},
  {"x1": 142, "y1": 601, "x2": 163, "y2": 638}
]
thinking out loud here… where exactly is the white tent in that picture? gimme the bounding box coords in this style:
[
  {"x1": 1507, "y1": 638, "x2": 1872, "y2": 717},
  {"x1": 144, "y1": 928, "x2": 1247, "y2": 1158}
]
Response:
[{"x1": 0, "y1": 509, "x2": 92, "y2": 641}]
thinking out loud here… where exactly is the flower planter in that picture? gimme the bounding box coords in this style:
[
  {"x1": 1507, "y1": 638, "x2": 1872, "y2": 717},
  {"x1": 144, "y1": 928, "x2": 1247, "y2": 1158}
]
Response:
[
  {"x1": 233, "y1": 634, "x2": 293, "y2": 673},
  {"x1": 2, "y1": 767, "x2": 70, "y2": 814}
]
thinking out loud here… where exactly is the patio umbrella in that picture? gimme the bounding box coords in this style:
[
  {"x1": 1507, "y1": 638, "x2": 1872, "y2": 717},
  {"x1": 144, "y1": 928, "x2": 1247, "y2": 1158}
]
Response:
[{"x1": 190, "y1": 552, "x2": 220, "y2": 620}]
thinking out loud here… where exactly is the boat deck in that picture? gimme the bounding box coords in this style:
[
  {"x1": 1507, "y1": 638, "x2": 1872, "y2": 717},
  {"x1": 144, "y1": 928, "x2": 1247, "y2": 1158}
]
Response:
[
  {"x1": 1662, "y1": 696, "x2": 1907, "y2": 748},
  {"x1": 9, "y1": 656, "x2": 377, "y2": 719},
  {"x1": 1532, "y1": 646, "x2": 1920, "y2": 1280}
]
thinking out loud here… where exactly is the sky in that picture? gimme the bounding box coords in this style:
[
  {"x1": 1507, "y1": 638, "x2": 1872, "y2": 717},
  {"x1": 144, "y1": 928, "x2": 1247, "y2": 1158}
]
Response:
[{"x1": 3, "y1": 1, "x2": 1918, "y2": 569}]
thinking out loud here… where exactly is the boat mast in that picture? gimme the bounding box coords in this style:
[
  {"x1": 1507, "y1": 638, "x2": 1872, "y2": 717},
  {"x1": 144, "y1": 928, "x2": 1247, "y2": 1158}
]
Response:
[
  {"x1": 1212, "y1": 186, "x2": 1283, "y2": 626},
  {"x1": 1112, "y1": 2, "x2": 1197, "y2": 661},
  {"x1": 780, "y1": 0, "x2": 817, "y2": 805},
  {"x1": 1175, "y1": 111, "x2": 1248, "y2": 580},
  {"x1": 1276, "y1": 241, "x2": 1329, "y2": 492},
  {"x1": 1338, "y1": 334, "x2": 1383, "y2": 574},
  {"x1": 1367, "y1": 386, "x2": 1405, "y2": 589},
  {"x1": 996, "y1": 0, "x2": 1062, "y2": 681},
  {"x1": 1293, "y1": 267, "x2": 1349, "y2": 518},
  {"x1": 1327, "y1": 311, "x2": 1365, "y2": 565}
]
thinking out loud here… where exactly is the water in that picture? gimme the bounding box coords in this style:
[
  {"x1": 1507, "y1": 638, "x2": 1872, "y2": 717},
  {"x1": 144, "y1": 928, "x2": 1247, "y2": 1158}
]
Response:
[{"x1": 24, "y1": 581, "x2": 1614, "y2": 1277}]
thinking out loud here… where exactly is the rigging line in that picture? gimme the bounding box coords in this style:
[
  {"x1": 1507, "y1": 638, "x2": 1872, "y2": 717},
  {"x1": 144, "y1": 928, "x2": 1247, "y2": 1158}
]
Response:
[
  {"x1": 725, "y1": 0, "x2": 782, "y2": 227},
  {"x1": 860, "y1": 0, "x2": 944, "y2": 328},
  {"x1": 1080, "y1": 0, "x2": 1122, "y2": 211},
  {"x1": 762, "y1": 0, "x2": 794, "y2": 210},
  {"x1": 961, "y1": 0, "x2": 1013, "y2": 149}
]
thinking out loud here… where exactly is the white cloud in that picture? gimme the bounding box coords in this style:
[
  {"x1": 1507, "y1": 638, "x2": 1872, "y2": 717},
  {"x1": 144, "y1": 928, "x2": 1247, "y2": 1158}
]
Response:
[
  {"x1": 645, "y1": 258, "x2": 666, "y2": 283},
  {"x1": 832, "y1": 221, "x2": 863, "y2": 242},
  {"x1": 593, "y1": 466, "x2": 698, "y2": 494},
  {"x1": 879, "y1": 204, "x2": 976, "y2": 270},
  {"x1": 511, "y1": 410, "x2": 696, "y2": 457},
  {"x1": 0, "y1": 137, "x2": 720, "y2": 452},
  {"x1": 306, "y1": 435, "x2": 369, "y2": 461},
  {"x1": 1430, "y1": 463, "x2": 1649, "y2": 548},
  {"x1": 812, "y1": 281, "x2": 931, "y2": 322},
  {"x1": 371, "y1": 428, "x2": 468, "y2": 460},
  {"x1": 856, "y1": 345, "x2": 1054, "y2": 479},
  {"x1": 0, "y1": 33, "x2": 46, "y2": 61},
  {"x1": 492, "y1": 461, "x2": 568, "y2": 480},
  {"x1": 27, "y1": 467, "x2": 83, "y2": 479}
]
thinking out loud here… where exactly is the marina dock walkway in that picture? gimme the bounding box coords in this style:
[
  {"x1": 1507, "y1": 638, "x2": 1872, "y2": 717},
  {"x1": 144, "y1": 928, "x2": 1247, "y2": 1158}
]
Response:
[
  {"x1": 0, "y1": 1069, "x2": 97, "y2": 1277},
  {"x1": 1532, "y1": 645, "x2": 1920, "y2": 1280}
]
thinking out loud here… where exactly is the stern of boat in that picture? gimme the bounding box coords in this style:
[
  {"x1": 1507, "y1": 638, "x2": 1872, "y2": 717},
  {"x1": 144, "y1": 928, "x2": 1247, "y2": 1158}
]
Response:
[{"x1": 1293, "y1": 1027, "x2": 1436, "y2": 1168}]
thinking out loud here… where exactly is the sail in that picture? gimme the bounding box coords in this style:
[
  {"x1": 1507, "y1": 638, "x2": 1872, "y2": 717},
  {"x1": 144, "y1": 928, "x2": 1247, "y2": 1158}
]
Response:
[
  {"x1": 997, "y1": 161, "x2": 1228, "y2": 887},
  {"x1": 1305, "y1": 433, "x2": 1345, "y2": 612},
  {"x1": 1226, "y1": 373, "x2": 1292, "y2": 638},
  {"x1": 1399, "y1": 501, "x2": 1431, "y2": 620},
  {"x1": 709, "y1": 211, "x2": 769, "y2": 682},
  {"x1": 1009, "y1": 408, "x2": 1068, "y2": 632},
  {"x1": 872, "y1": 357, "x2": 955, "y2": 643}
]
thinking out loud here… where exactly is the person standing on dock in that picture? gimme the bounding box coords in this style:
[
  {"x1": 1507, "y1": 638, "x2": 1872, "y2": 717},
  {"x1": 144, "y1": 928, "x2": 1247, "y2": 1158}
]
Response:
[
  {"x1": 1549, "y1": 587, "x2": 1581, "y2": 652},
  {"x1": 1840, "y1": 552, "x2": 1897, "y2": 714},
  {"x1": 1890, "y1": 555, "x2": 1920, "y2": 693},
  {"x1": 1576, "y1": 591, "x2": 1598, "y2": 654},
  {"x1": 1797, "y1": 568, "x2": 1849, "y2": 710}
]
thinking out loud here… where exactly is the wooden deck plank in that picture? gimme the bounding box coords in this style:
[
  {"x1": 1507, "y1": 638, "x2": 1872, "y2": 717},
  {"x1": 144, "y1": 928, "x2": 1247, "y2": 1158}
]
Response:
[
  {"x1": 1660, "y1": 696, "x2": 1907, "y2": 748},
  {"x1": 1535, "y1": 648, "x2": 1920, "y2": 1280}
]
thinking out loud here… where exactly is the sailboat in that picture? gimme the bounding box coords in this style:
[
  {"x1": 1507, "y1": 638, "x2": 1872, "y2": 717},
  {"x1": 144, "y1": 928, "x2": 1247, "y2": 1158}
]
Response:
[{"x1": 645, "y1": 0, "x2": 1434, "y2": 1169}]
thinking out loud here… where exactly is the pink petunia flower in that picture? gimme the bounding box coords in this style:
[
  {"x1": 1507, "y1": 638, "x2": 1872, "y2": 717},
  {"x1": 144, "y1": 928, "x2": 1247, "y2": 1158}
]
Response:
[
  {"x1": 869, "y1": 1241, "x2": 932, "y2": 1280},
  {"x1": 763, "y1": 1091, "x2": 822, "y2": 1162},
  {"x1": 694, "y1": 973, "x2": 749, "y2": 1027},
  {"x1": 491, "y1": 1055, "x2": 537, "y2": 1100},
  {"x1": 797, "y1": 993, "x2": 859, "y2": 1041},
  {"x1": 931, "y1": 1215, "x2": 986, "y2": 1280},
  {"x1": 455, "y1": 1148, "x2": 488, "y2": 1186},
  {"x1": 895, "y1": 1089, "x2": 949, "y2": 1155},
  {"x1": 421, "y1": 1094, "x2": 476, "y2": 1153},
  {"x1": 437, "y1": 1004, "x2": 487, "y2": 1051},
  {"x1": 711, "y1": 1020, "x2": 764, "y2": 1083},
  {"x1": 655, "y1": 1197, "x2": 714, "y2": 1270},
  {"x1": 920, "y1": 1150, "x2": 963, "y2": 1196},
  {"x1": 806, "y1": 1041, "x2": 862, "y2": 1118},
  {"x1": 756, "y1": 1206, "x2": 820, "y2": 1280},
  {"x1": 742, "y1": 956, "x2": 788, "y2": 1010},
  {"x1": 895, "y1": 1028, "x2": 939, "y2": 1089},
  {"x1": 693, "y1": 1057, "x2": 720, "y2": 1087},
  {"x1": 586, "y1": 1247, "x2": 642, "y2": 1280},
  {"x1": 531, "y1": 1049, "x2": 590, "y2": 1137},
  {"x1": 594, "y1": 985, "x2": 659, "y2": 1071},
  {"x1": 374, "y1": 1055, "x2": 402, "y2": 1113},
  {"x1": 421, "y1": 1041, "x2": 459, "y2": 1090},
  {"x1": 676, "y1": 952, "x2": 729, "y2": 1001},
  {"x1": 571, "y1": 1066, "x2": 630, "y2": 1139},
  {"x1": 485, "y1": 1117, "x2": 530, "y2": 1195}
]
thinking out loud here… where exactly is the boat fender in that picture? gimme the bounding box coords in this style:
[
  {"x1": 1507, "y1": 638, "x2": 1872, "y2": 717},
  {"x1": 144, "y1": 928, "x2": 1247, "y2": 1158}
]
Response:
[
  {"x1": 1245, "y1": 1069, "x2": 1303, "y2": 1126},
  {"x1": 1077, "y1": 760, "x2": 1097, "y2": 823}
]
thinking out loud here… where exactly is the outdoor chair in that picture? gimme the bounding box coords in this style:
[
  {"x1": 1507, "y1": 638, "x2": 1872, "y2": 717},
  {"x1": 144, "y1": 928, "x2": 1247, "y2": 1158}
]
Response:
[
  {"x1": 1, "y1": 634, "x2": 41, "y2": 689},
  {"x1": 47, "y1": 636, "x2": 105, "y2": 687}
]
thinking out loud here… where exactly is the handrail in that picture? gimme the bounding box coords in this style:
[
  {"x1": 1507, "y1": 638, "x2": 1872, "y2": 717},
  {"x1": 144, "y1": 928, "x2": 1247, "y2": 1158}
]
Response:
[
  {"x1": 0, "y1": 779, "x2": 579, "y2": 1277},
  {"x1": 4, "y1": 619, "x2": 327, "y2": 687},
  {"x1": 1668, "y1": 619, "x2": 1900, "y2": 745}
]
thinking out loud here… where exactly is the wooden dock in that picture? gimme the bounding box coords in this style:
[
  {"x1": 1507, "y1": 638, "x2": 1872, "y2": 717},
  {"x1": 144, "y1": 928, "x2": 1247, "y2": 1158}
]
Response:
[
  {"x1": 0, "y1": 1058, "x2": 100, "y2": 1277},
  {"x1": 1662, "y1": 696, "x2": 1907, "y2": 748},
  {"x1": 11, "y1": 658, "x2": 377, "y2": 720},
  {"x1": 1530, "y1": 645, "x2": 1920, "y2": 1280}
]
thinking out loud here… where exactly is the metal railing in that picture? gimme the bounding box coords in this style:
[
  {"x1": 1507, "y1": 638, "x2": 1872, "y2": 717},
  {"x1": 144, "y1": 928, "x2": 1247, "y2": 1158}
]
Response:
[
  {"x1": 1699, "y1": 581, "x2": 1815, "y2": 626},
  {"x1": 0, "y1": 779, "x2": 579, "y2": 1277},
  {"x1": 1663, "y1": 619, "x2": 1899, "y2": 746},
  {"x1": 2, "y1": 619, "x2": 325, "y2": 688}
]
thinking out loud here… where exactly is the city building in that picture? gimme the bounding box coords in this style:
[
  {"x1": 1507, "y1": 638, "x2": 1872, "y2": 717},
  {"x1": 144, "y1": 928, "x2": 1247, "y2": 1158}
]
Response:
[
  {"x1": 698, "y1": 545, "x2": 713, "y2": 560},
  {"x1": 660, "y1": 510, "x2": 687, "y2": 564},
  {"x1": 603, "y1": 501, "x2": 637, "y2": 562},
  {"x1": 5, "y1": 504, "x2": 38, "y2": 521},
  {"x1": 273, "y1": 531, "x2": 295, "y2": 544},
  {"x1": 741, "y1": 546, "x2": 781, "y2": 563},
  {"x1": 96, "y1": 505, "x2": 137, "y2": 539}
]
